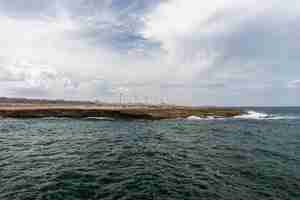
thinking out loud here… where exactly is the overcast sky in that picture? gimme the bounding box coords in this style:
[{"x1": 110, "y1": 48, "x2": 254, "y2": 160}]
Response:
[{"x1": 0, "y1": 0, "x2": 299, "y2": 106}]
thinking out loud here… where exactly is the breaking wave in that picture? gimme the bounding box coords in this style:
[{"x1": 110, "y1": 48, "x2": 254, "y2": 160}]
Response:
[
  {"x1": 234, "y1": 111, "x2": 269, "y2": 119},
  {"x1": 234, "y1": 111, "x2": 300, "y2": 120},
  {"x1": 40, "y1": 117, "x2": 116, "y2": 121},
  {"x1": 187, "y1": 111, "x2": 300, "y2": 121},
  {"x1": 84, "y1": 117, "x2": 115, "y2": 121},
  {"x1": 187, "y1": 116, "x2": 224, "y2": 121}
]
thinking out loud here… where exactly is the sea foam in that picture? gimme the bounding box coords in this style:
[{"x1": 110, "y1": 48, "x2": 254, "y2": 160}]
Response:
[
  {"x1": 85, "y1": 117, "x2": 115, "y2": 121},
  {"x1": 187, "y1": 110, "x2": 299, "y2": 121},
  {"x1": 235, "y1": 111, "x2": 299, "y2": 120},
  {"x1": 187, "y1": 116, "x2": 223, "y2": 121},
  {"x1": 234, "y1": 111, "x2": 269, "y2": 119}
]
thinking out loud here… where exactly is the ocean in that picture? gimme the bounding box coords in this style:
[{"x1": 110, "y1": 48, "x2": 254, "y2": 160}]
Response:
[{"x1": 1, "y1": 107, "x2": 300, "y2": 200}]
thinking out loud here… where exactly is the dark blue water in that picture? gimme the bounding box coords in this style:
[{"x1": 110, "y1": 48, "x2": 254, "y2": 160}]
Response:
[{"x1": 1, "y1": 108, "x2": 300, "y2": 200}]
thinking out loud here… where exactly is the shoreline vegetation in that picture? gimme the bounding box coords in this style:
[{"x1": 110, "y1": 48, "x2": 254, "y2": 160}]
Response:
[{"x1": 0, "y1": 97, "x2": 243, "y2": 120}]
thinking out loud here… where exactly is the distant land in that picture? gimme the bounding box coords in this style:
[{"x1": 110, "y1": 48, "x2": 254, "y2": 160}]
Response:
[{"x1": 0, "y1": 97, "x2": 243, "y2": 120}]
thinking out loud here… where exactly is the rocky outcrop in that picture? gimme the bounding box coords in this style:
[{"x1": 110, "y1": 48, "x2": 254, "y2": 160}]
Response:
[{"x1": 0, "y1": 106, "x2": 243, "y2": 120}]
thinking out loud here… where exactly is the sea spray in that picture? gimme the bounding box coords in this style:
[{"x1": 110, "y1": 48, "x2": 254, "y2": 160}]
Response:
[
  {"x1": 234, "y1": 111, "x2": 269, "y2": 119},
  {"x1": 234, "y1": 110, "x2": 300, "y2": 120}
]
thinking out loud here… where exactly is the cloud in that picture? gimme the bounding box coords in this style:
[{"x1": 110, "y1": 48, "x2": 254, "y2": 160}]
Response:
[
  {"x1": 0, "y1": 1, "x2": 155, "y2": 99},
  {"x1": 0, "y1": 0, "x2": 299, "y2": 105},
  {"x1": 140, "y1": 0, "x2": 300, "y2": 105},
  {"x1": 288, "y1": 80, "x2": 300, "y2": 89},
  {"x1": 0, "y1": 0, "x2": 202, "y2": 103}
]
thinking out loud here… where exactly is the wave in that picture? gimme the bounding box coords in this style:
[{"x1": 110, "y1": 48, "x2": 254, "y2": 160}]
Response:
[
  {"x1": 84, "y1": 117, "x2": 115, "y2": 121},
  {"x1": 265, "y1": 116, "x2": 300, "y2": 120},
  {"x1": 41, "y1": 117, "x2": 71, "y2": 120},
  {"x1": 187, "y1": 116, "x2": 224, "y2": 121},
  {"x1": 234, "y1": 111, "x2": 269, "y2": 120},
  {"x1": 40, "y1": 117, "x2": 115, "y2": 121},
  {"x1": 187, "y1": 110, "x2": 300, "y2": 121},
  {"x1": 234, "y1": 111, "x2": 300, "y2": 120}
]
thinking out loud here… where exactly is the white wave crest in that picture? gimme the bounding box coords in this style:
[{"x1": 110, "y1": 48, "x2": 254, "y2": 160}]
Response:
[
  {"x1": 187, "y1": 116, "x2": 223, "y2": 121},
  {"x1": 263, "y1": 116, "x2": 300, "y2": 120},
  {"x1": 234, "y1": 111, "x2": 269, "y2": 119},
  {"x1": 41, "y1": 117, "x2": 71, "y2": 120},
  {"x1": 186, "y1": 111, "x2": 299, "y2": 121},
  {"x1": 187, "y1": 116, "x2": 205, "y2": 120},
  {"x1": 235, "y1": 111, "x2": 299, "y2": 120},
  {"x1": 85, "y1": 117, "x2": 115, "y2": 121}
]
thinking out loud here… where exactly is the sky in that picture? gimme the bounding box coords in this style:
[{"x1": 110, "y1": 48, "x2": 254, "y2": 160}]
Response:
[{"x1": 0, "y1": 0, "x2": 299, "y2": 106}]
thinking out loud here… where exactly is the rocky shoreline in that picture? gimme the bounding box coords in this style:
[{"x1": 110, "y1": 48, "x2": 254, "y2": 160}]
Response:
[{"x1": 0, "y1": 105, "x2": 243, "y2": 120}]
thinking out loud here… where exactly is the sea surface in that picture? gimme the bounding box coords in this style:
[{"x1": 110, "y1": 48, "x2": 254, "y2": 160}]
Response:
[{"x1": 1, "y1": 107, "x2": 300, "y2": 200}]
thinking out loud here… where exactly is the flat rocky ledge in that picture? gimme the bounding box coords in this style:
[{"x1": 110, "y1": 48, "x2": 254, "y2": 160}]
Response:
[{"x1": 0, "y1": 105, "x2": 243, "y2": 120}]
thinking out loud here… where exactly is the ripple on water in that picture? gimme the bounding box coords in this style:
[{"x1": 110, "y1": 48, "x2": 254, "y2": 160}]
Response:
[{"x1": 1, "y1": 113, "x2": 300, "y2": 200}]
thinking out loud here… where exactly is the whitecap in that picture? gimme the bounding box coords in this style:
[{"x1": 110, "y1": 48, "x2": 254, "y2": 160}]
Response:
[
  {"x1": 234, "y1": 111, "x2": 269, "y2": 120},
  {"x1": 264, "y1": 115, "x2": 300, "y2": 120},
  {"x1": 187, "y1": 116, "x2": 223, "y2": 121},
  {"x1": 187, "y1": 116, "x2": 205, "y2": 120},
  {"x1": 235, "y1": 111, "x2": 299, "y2": 120},
  {"x1": 85, "y1": 117, "x2": 115, "y2": 121}
]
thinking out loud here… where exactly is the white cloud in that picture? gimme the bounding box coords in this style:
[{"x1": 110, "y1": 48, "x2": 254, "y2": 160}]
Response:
[
  {"x1": 288, "y1": 80, "x2": 300, "y2": 89},
  {"x1": 0, "y1": 0, "x2": 300, "y2": 105},
  {"x1": 141, "y1": 0, "x2": 259, "y2": 79},
  {"x1": 139, "y1": 0, "x2": 300, "y2": 105},
  {"x1": 0, "y1": 7, "x2": 186, "y2": 101}
]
